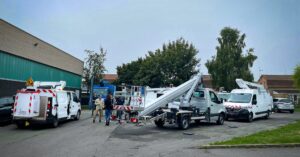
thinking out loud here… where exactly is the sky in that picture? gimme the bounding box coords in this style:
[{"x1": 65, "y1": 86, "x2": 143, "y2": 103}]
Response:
[{"x1": 0, "y1": 0, "x2": 299, "y2": 81}]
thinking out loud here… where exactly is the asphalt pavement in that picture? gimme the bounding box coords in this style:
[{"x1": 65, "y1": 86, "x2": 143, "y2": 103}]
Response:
[{"x1": 0, "y1": 111, "x2": 300, "y2": 157}]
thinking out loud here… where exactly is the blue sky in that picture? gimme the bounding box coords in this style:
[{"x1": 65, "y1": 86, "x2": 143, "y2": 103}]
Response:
[{"x1": 1, "y1": 0, "x2": 299, "y2": 80}]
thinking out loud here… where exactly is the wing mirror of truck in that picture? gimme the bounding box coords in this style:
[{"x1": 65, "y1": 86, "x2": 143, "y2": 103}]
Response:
[{"x1": 252, "y1": 100, "x2": 257, "y2": 105}]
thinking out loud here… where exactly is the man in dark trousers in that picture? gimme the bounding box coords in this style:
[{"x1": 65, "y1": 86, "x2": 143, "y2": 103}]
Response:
[
  {"x1": 104, "y1": 93, "x2": 113, "y2": 126},
  {"x1": 91, "y1": 93, "x2": 97, "y2": 117}
]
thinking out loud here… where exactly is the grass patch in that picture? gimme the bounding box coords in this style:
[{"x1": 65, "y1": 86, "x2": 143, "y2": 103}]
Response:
[{"x1": 212, "y1": 120, "x2": 300, "y2": 145}]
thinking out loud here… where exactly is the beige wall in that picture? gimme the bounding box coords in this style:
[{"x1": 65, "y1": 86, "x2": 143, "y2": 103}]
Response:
[{"x1": 0, "y1": 19, "x2": 83, "y2": 76}]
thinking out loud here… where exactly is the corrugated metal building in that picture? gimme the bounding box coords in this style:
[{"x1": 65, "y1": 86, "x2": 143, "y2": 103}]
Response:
[{"x1": 0, "y1": 19, "x2": 83, "y2": 97}]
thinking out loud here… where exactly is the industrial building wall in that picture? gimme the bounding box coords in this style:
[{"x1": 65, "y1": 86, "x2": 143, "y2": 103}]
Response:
[
  {"x1": 0, "y1": 19, "x2": 83, "y2": 76},
  {"x1": 0, "y1": 51, "x2": 81, "y2": 97}
]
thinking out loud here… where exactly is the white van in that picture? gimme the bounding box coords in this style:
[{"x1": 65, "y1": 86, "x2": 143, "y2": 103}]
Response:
[
  {"x1": 13, "y1": 81, "x2": 81, "y2": 128},
  {"x1": 224, "y1": 79, "x2": 273, "y2": 122}
]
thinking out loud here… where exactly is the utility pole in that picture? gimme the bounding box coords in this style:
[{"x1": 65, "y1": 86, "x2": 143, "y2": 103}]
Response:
[{"x1": 89, "y1": 76, "x2": 94, "y2": 110}]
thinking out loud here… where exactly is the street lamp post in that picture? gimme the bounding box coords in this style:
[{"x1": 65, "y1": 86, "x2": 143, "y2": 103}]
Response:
[{"x1": 88, "y1": 76, "x2": 94, "y2": 110}]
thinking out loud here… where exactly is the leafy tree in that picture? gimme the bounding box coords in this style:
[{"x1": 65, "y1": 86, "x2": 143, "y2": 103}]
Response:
[
  {"x1": 83, "y1": 48, "x2": 106, "y2": 88},
  {"x1": 292, "y1": 65, "x2": 300, "y2": 90},
  {"x1": 116, "y1": 38, "x2": 200, "y2": 87},
  {"x1": 206, "y1": 27, "x2": 257, "y2": 91},
  {"x1": 115, "y1": 58, "x2": 144, "y2": 85}
]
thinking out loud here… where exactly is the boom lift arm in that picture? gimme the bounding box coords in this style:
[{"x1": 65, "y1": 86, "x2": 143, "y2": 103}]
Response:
[
  {"x1": 235, "y1": 79, "x2": 265, "y2": 91},
  {"x1": 138, "y1": 74, "x2": 202, "y2": 117}
]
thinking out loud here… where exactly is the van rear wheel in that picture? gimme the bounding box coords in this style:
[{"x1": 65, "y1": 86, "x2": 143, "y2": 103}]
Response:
[
  {"x1": 51, "y1": 116, "x2": 59, "y2": 128},
  {"x1": 264, "y1": 111, "x2": 270, "y2": 119},
  {"x1": 16, "y1": 121, "x2": 26, "y2": 129}
]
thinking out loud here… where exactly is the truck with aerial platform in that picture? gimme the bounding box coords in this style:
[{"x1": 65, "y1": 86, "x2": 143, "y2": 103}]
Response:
[{"x1": 138, "y1": 74, "x2": 226, "y2": 129}]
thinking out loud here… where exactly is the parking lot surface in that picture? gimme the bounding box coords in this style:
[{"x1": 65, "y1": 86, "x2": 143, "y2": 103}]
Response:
[{"x1": 0, "y1": 111, "x2": 300, "y2": 157}]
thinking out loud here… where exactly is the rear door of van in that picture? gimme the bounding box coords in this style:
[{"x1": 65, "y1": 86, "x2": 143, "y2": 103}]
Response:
[
  {"x1": 14, "y1": 92, "x2": 40, "y2": 118},
  {"x1": 56, "y1": 91, "x2": 68, "y2": 119}
]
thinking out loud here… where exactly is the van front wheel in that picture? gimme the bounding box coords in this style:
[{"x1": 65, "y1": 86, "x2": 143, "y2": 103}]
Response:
[
  {"x1": 75, "y1": 111, "x2": 80, "y2": 120},
  {"x1": 217, "y1": 113, "x2": 225, "y2": 125},
  {"x1": 247, "y1": 113, "x2": 253, "y2": 122}
]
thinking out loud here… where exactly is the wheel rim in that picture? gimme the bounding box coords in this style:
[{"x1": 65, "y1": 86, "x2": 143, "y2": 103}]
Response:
[
  {"x1": 220, "y1": 115, "x2": 224, "y2": 124},
  {"x1": 53, "y1": 118, "x2": 58, "y2": 127},
  {"x1": 183, "y1": 118, "x2": 188, "y2": 129},
  {"x1": 249, "y1": 114, "x2": 253, "y2": 121},
  {"x1": 77, "y1": 112, "x2": 80, "y2": 119}
]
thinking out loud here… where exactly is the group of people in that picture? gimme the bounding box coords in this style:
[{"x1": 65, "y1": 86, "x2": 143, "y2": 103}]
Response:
[{"x1": 92, "y1": 93, "x2": 114, "y2": 126}]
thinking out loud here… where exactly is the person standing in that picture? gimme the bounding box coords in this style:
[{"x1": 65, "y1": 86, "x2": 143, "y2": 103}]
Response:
[
  {"x1": 93, "y1": 95, "x2": 104, "y2": 123},
  {"x1": 91, "y1": 93, "x2": 97, "y2": 117},
  {"x1": 104, "y1": 94, "x2": 113, "y2": 126}
]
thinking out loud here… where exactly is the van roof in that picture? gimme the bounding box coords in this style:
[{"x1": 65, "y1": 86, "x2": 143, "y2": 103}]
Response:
[{"x1": 231, "y1": 89, "x2": 255, "y2": 94}]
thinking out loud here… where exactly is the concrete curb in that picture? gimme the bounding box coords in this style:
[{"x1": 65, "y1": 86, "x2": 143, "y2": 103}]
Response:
[{"x1": 198, "y1": 143, "x2": 300, "y2": 149}]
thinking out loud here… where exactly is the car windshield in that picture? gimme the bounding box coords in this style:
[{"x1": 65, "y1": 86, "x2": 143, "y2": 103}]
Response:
[
  {"x1": 228, "y1": 93, "x2": 252, "y2": 103},
  {"x1": 279, "y1": 99, "x2": 291, "y2": 103}
]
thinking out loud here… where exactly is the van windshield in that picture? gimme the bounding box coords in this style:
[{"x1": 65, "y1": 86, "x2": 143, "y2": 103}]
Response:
[{"x1": 228, "y1": 93, "x2": 252, "y2": 103}]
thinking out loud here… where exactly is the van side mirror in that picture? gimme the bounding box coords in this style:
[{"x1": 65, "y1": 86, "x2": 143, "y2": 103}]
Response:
[
  {"x1": 220, "y1": 98, "x2": 224, "y2": 103},
  {"x1": 73, "y1": 97, "x2": 79, "y2": 103},
  {"x1": 252, "y1": 100, "x2": 257, "y2": 105}
]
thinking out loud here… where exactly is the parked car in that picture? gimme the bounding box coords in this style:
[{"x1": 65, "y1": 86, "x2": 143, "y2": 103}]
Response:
[
  {"x1": 273, "y1": 98, "x2": 294, "y2": 113},
  {"x1": 0, "y1": 96, "x2": 14, "y2": 123}
]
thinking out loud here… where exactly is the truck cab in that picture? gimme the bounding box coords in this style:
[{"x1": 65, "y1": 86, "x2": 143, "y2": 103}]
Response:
[{"x1": 154, "y1": 88, "x2": 226, "y2": 130}]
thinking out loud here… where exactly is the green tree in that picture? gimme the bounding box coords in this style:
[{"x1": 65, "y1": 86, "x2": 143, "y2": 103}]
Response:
[
  {"x1": 292, "y1": 65, "x2": 300, "y2": 90},
  {"x1": 116, "y1": 38, "x2": 200, "y2": 87},
  {"x1": 115, "y1": 58, "x2": 144, "y2": 85},
  {"x1": 206, "y1": 27, "x2": 257, "y2": 91},
  {"x1": 83, "y1": 48, "x2": 106, "y2": 88}
]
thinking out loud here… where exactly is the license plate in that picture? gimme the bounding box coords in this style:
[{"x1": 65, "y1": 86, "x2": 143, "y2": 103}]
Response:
[{"x1": 19, "y1": 111, "x2": 27, "y2": 115}]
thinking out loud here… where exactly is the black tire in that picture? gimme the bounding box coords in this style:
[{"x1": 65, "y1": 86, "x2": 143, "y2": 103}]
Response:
[
  {"x1": 274, "y1": 107, "x2": 279, "y2": 113},
  {"x1": 217, "y1": 113, "x2": 225, "y2": 125},
  {"x1": 178, "y1": 116, "x2": 190, "y2": 130},
  {"x1": 206, "y1": 108, "x2": 211, "y2": 123},
  {"x1": 154, "y1": 119, "x2": 165, "y2": 128},
  {"x1": 247, "y1": 113, "x2": 253, "y2": 122},
  {"x1": 290, "y1": 110, "x2": 294, "y2": 114},
  {"x1": 264, "y1": 111, "x2": 270, "y2": 119},
  {"x1": 51, "y1": 116, "x2": 59, "y2": 128},
  {"x1": 16, "y1": 121, "x2": 26, "y2": 129},
  {"x1": 74, "y1": 111, "x2": 81, "y2": 120}
]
